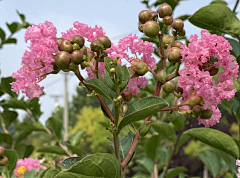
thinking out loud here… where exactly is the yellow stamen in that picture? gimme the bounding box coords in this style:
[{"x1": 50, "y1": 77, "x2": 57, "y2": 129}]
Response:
[{"x1": 17, "y1": 166, "x2": 27, "y2": 176}]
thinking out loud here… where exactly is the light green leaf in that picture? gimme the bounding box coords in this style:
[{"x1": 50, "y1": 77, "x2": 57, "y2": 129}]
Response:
[
  {"x1": 118, "y1": 97, "x2": 168, "y2": 132},
  {"x1": 37, "y1": 146, "x2": 68, "y2": 156},
  {"x1": 184, "y1": 128, "x2": 239, "y2": 159},
  {"x1": 159, "y1": 166, "x2": 187, "y2": 178},
  {"x1": 4, "y1": 149, "x2": 18, "y2": 177},
  {"x1": 24, "y1": 168, "x2": 45, "y2": 178},
  {"x1": 16, "y1": 122, "x2": 46, "y2": 132},
  {"x1": 0, "y1": 133, "x2": 12, "y2": 145},
  {"x1": 152, "y1": 122, "x2": 176, "y2": 142},
  {"x1": 46, "y1": 117, "x2": 62, "y2": 140},
  {"x1": 189, "y1": 4, "x2": 240, "y2": 40},
  {"x1": 62, "y1": 157, "x2": 82, "y2": 170},
  {"x1": 69, "y1": 131, "x2": 85, "y2": 146},
  {"x1": 104, "y1": 69, "x2": 115, "y2": 92},
  {"x1": 55, "y1": 153, "x2": 122, "y2": 178}
]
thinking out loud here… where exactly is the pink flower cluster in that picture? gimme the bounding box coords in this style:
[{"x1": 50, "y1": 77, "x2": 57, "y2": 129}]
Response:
[
  {"x1": 11, "y1": 21, "x2": 58, "y2": 98},
  {"x1": 178, "y1": 30, "x2": 239, "y2": 127},
  {"x1": 14, "y1": 158, "x2": 45, "y2": 177},
  {"x1": 236, "y1": 160, "x2": 240, "y2": 177}
]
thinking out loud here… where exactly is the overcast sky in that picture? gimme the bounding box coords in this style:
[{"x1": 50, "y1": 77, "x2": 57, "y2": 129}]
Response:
[{"x1": 0, "y1": 0, "x2": 238, "y2": 123}]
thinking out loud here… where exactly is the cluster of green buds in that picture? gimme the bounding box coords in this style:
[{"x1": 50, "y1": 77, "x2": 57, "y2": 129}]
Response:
[
  {"x1": 0, "y1": 146, "x2": 8, "y2": 166},
  {"x1": 52, "y1": 35, "x2": 111, "y2": 73},
  {"x1": 128, "y1": 58, "x2": 149, "y2": 77},
  {"x1": 198, "y1": 56, "x2": 219, "y2": 76},
  {"x1": 191, "y1": 105, "x2": 213, "y2": 119}
]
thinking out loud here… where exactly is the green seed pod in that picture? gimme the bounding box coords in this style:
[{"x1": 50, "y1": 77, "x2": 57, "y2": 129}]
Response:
[
  {"x1": 56, "y1": 38, "x2": 64, "y2": 50},
  {"x1": 157, "y1": 70, "x2": 167, "y2": 84},
  {"x1": 163, "y1": 16, "x2": 173, "y2": 26},
  {"x1": 185, "y1": 94, "x2": 204, "y2": 108},
  {"x1": 143, "y1": 20, "x2": 160, "y2": 37},
  {"x1": 162, "y1": 35, "x2": 174, "y2": 48},
  {"x1": 97, "y1": 36, "x2": 111, "y2": 49},
  {"x1": 172, "y1": 18, "x2": 184, "y2": 32},
  {"x1": 151, "y1": 11, "x2": 158, "y2": 21},
  {"x1": 192, "y1": 105, "x2": 203, "y2": 116},
  {"x1": 172, "y1": 41, "x2": 183, "y2": 48},
  {"x1": 167, "y1": 47, "x2": 181, "y2": 63},
  {"x1": 55, "y1": 51, "x2": 71, "y2": 70},
  {"x1": 162, "y1": 80, "x2": 176, "y2": 93},
  {"x1": 70, "y1": 50, "x2": 84, "y2": 64},
  {"x1": 139, "y1": 121, "x2": 151, "y2": 138},
  {"x1": 72, "y1": 43, "x2": 80, "y2": 51},
  {"x1": 60, "y1": 40, "x2": 73, "y2": 54},
  {"x1": 70, "y1": 35, "x2": 85, "y2": 48},
  {"x1": 0, "y1": 156, "x2": 8, "y2": 166},
  {"x1": 139, "y1": 10, "x2": 152, "y2": 24},
  {"x1": 200, "y1": 108, "x2": 213, "y2": 119},
  {"x1": 90, "y1": 39, "x2": 104, "y2": 52},
  {"x1": 158, "y1": 4, "x2": 172, "y2": 18}
]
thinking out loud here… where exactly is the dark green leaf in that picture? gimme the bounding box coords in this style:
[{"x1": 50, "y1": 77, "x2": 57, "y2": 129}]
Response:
[
  {"x1": 145, "y1": 135, "x2": 161, "y2": 161},
  {"x1": 44, "y1": 170, "x2": 59, "y2": 178},
  {"x1": 104, "y1": 57, "x2": 115, "y2": 72},
  {"x1": 14, "y1": 143, "x2": 34, "y2": 159},
  {"x1": 1, "y1": 98, "x2": 28, "y2": 110},
  {"x1": 0, "y1": 77, "x2": 17, "y2": 98},
  {"x1": 16, "y1": 122, "x2": 46, "y2": 132},
  {"x1": 101, "y1": 98, "x2": 115, "y2": 119},
  {"x1": 6, "y1": 22, "x2": 21, "y2": 34},
  {"x1": 46, "y1": 117, "x2": 62, "y2": 140},
  {"x1": 16, "y1": 10, "x2": 26, "y2": 22},
  {"x1": 232, "y1": 97, "x2": 240, "y2": 119},
  {"x1": 39, "y1": 168, "x2": 50, "y2": 178},
  {"x1": 4, "y1": 149, "x2": 18, "y2": 177},
  {"x1": 136, "y1": 157, "x2": 154, "y2": 173},
  {"x1": 236, "y1": 106, "x2": 240, "y2": 124},
  {"x1": 4, "y1": 38, "x2": 17, "y2": 44},
  {"x1": 16, "y1": 131, "x2": 31, "y2": 144},
  {"x1": 152, "y1": 122, "x2": 176, "y2": 142},
  {"x1": 27, "y1": 97, "x2": 42, "y2": 118},
  {"x1": 24, "y1": 168, "x2": 45, "y2": 178},
  {"x1": 37, "y1": 146, "x2": 68, "y2": 156},
  {"x1": 189, "y1": 4, "x2": 240, "y2": 40},
  {"x1": 0, "y1": 133, "x2": 12, "y2": 145},
  {"x1": 199, "y1": 150, "x2": 221, "y2": 177},
  {"x1": 184, "y1": 128, "x2": 239, "y2": 159},
  {"x1": 225, "y1": 37, "x2": 240, "y2": 57},
  {"x1": 1, "y1": 110, "x2": 18, "y2": 128},
  {"x1": 65, "y1": 144, "x2": 84, "y2": 157},
  {"x1": 109, "y1": 132, "x2": 134, "y2": 160},
  {"x1": 116, "y1": 64, "x2": 123, "y2": 82},
  {"x1": 159, "y1": 166, "x2": 187, "y2": 178},
  {"x1": 69, "y1": 131, "x2": 85, "y2": 146},
  {"x1": 62, "y1": 157, "x2": 82, "y2": 170},
  {"x1": 177, "y1": 134, "x2": 191, "y2": 149},
  {"x1": 104, "y1": 69, "x2": 115, "y2": 92},
  {"x1": 169, "y1": 115, "x2": 185, "y2": 130},
  {"x1": 55, "y1": 153, "x2": 122, "y2": 178},
  {"x1": 120, "y1": 65, "x2": 130, "y2": 93},
  {"x1": 176, "y1": 15, "x2": 191, "y2": 21},
  {"x1": 85, "y1": 78, "x2": 115, "y2": 102},
  {"x1": 118, "y1": 96, "x2": 168, "y2": 132},
  {"x1": 0, "y1": 27, "x2": 5, "y2": 41}
]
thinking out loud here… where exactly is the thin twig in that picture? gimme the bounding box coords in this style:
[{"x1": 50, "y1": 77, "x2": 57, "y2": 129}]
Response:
[
  {"x1": 58, "y1": 142, "x2": 72, "y2": 157},
  {"x1": 233, "y1": 0, "x2": 239, "y2": 13},
  {"x1": 216, "y1": 169, "x2": 230, "y2": 178},
  {"x1": 0, "y1": 112, "x2": 9, "y2": 134}
]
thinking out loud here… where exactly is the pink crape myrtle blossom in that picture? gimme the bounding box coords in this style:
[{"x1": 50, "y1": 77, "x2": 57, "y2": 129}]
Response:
[
  {"x1": 11, "y1": 21, "x2": 58, "y2": 99},
  {"x1": 178, "y1": 29, "x2": 239, "y2": 127},
  {"x1": 236, "y1": 159, "x2": 240, "y2": 178},
  {"x1": 14, "y1": 158, "x2": 46, "y2": 177}
]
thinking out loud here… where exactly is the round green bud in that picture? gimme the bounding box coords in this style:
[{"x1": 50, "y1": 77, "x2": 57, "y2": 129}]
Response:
[
  {"x1": 185, "y1": 94, "x2": 204, "y2": 108},
  {"x1": 139, "y1": 121, "x2": 151, "y2": 138},
  {"x1": 209, "y1": 67, "x2": 219, "y2": 76},
  {"x1": 172, "y1": 18, "x2": 184, "y2": 32},
  {"x1": 172, "y1": 41, "x2": 183, "y2": 48},
  {"x1": 90, "y1": 39, "x2": 104, "y2": 52},
  {"x1": 136, "y1": 61, "x2": 148, "y2": 76},
  {"x1": 70, "y1": 35, "x2": 85, "y2": 48},
  {"x1": 97, "y1": 36, "x2": 111, "y2": 49},
  {"x1": 121, "y1": 89, "x2": 132, "y2": 101},
  {"x1": 157, "y1": 70, "x2": 167, "y2": 84},
  {"x1": 80, "y1": 45, "x2": 87, "y2": 55},
  {"x1": 162, "y1": 35, "x2": 174, "y2": 48},
  {"x1": 192, "y1": 105, "x2": 203, "y2": 116},
  {"x1": 162, "y1": 80, "x2": 176, "y2": 93},
  {"x1": 175, "y1": 86, "x2": 183, "y2": 94},
  {"x1": 167, "y1": 47, "x2": 181, "y2": 63},
  {"x1": 151, "y1": 11, "x2": 158, "y2": 21},
  {"x1": 0, "y1": 156, "x2": 8, "y2": 166},
  {"x1": 60, "y1": 40, "x2": 73, "y2": 53},
  {"x1": 163, "y1": 16, "x2": 173, "y2": 26},
  {"x1": 55, "y1": 51, "x2": 71, "y2": 70},
  {"x1": 158, "y1": 4, "x2": 172, "y2": 18},
  {"x1": 56, "y1": 38, "x2": 64, "y2": 50},
  {"x1": 72, "y1": 43, "x2": 80, "y2": 51},
  {"x1": 139, "y1": 10, "x2": 152, "y2": 24},
  {"x1": 99, "y1": 52, "x2": 108, "y2": 62},
  {"x1": 143, "y1": 20, "x2": 160, "y2": 37},
  {"x1": 0, "y1": 146, "x2": 5, "y2": 157},
  {"x1": 200, "y1": 108, "x2": 213, "y2": 119},
  {"x1": 70, "y1": 50, "x2": 84, "y2": 64},
  {"x1": 177, "y1": 29, "x2": 186, "y2": 37}
]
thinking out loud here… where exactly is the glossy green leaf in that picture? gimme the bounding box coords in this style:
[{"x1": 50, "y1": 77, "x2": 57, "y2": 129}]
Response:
[
  {"x1": 14, "y1": 143, "x2": 34, "y2": 159},
  {"x1": 69, "y1": 131, "x2": 85, "y2": 146},
  {"x1": 109, "y1": 132, "x2": 134, "y2": 160},
  {"x1": 65, "y1": 144, "x2": 84, "y2": 157},
  {"x1": 1, "y1": 110, "x2": 18, "y2": 128},
  {"x1": 159, "y1": 166, "x2": 187, "y2": 178},
  {"x1": 184, "y1": 128, "x2": 239, "y2": 159},
  {"x1": 16, "y1": 122, "x2": 46, "y2": 132},
  {"x1": 145, "y1": 135, "x2": 161, "y2": 161},
  {"x1": 6, "y1": 22, "x2": 21, "y2": 34},
  {"x1": 199, "y1": 150, "x2": 221, "y2": 177},
  {"x1": 152, "y1": 122, "x2": 176, "y2": 142},
  {"x1": 0, "y1": 133, "x2": 12, "y2": 145},
  {"x1": 118, "y1": 97, "x2": 168, "y2": 132},
  {"x1": 1, "y1": 98, "x2": 28, "y2": 110},
  {"x1": 0, "y1": 27, "x2": 5, "y2": 41},
  {"x1": 44, "y1": 170, "x2": 59, "y2": 178},
  {"x1": 225, "y1": 37, "x2": 240, "y2": 57},
  {"x1": 0, "y1": 77, "x2": 17, "y2": 98},
  {"x1": 46, "y1": 117, "x2": 62, "y2": 140},
  {"x1": 85, "y1": 78, "x2": 115, "y2": 102},
  {"x1": 62, "y1": 157, "x2": 82, "y2": 170},
  {"x1": 189, "y1": 4, "x2": 240, "y2": 40},
  {"x1": 4, "y1": 149, "x2": 18, "y2": 177},
  {"x1": 16, "y1": 131, "x2": 31, "y2": 144},
  {"x1": 37, "y1": 146, "x2": 68, "y2": 156},
  {"x1": 55, "y1": 153, "x2": 122, "y2": 178},
  {"x1": 120, "y1": 65, "x2": 130, "y2": 93}
]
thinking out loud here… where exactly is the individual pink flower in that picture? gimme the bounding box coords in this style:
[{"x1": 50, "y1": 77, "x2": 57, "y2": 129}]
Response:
[
  {"x1": 236, "y1": 159, "x2": 240, "y2": 178},
  {"x1": 14, "y1": 158, "x2": 46, "y2": 178},
  {"x1": 11, "y1": 21, "x2": 58, "y2": 98}
]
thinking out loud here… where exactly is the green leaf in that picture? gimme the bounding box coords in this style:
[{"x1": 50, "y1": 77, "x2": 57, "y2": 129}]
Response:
[
  {"x1": 0, "y1": 27, "x2": 5, "y2": 41},
  {"x1": 39, "y1": 168, "x2": 50, "y2": 178},
  {"x1": 55, "y1": 153, "x2": 122, "y2": 178},
  {"x1": 189, "y1": 4, "x2": 240, "y2": 40},
  {"x1": 6, "y1": 22, "x2": 21, "y2": 34},
  {"x1": 109, "y1": 132, "x2": 134, "y2": 160},
  {"x1": 232, "y1": 97, "x2": 240, "y2": 118},
  {"x1": 199, "y1": 149, "x2": 221, "y2": 177},
  {"x1": 24, "y1": 168, "x2": 45, "y2": 178},
  {"x1": 118, "y1": 96, "x2": 168, "y2": 132},
  {"x1": 176, "y1": 15, "x2": 191, "y2": 21},
  {"x1": 1, "y1": 110, "x2": 18, "y2": 128},
  {"x1": 184, "y1": 128, "x2": 239, "y2": 159},
  {"x1": 4, "y1": 149, "x2": 18, "y2": 177},
  {"x1": 145, "y1": 135, "x2": 161, "y2": 161},
  {"x1": 159, "y1": 166, "x2": 187, "y2": 178},
  {"x1": 1, "y1": 166, "x2": 10, "y2": 178},
  {"x1": 16, "y1": 131, "x2": 31, "y2": 144},
  {"x1": 14, "y1": 143, "x2": 34, "y2": 159},
  {"x1": 4, "y1": 38, "x2": 17, "y2": 44},
  {"x1": 16, "y1": 122, "x2": 46, "y2": 132},
  {"x1": 69, "y1": 131, "x2": 85, "y2": 146},
  {"x1": 0, "y1": 133, "x2": 12, "y2": 145},
  {"x1": 62, "y1": 157, "x2": 82, "y2": 170},
  {"x1": 169, "y1": 115, "x2": 185, "y2": 130},
  {"x1": 44, "y1": 170, "x2": 59, "y2": 178},
  {"x1": 85, "y1": 78, "x2": 115, "y2": 102},
  {"x1": 236, "y1": 106, "x2": 240, "y2": 124},
  {"x1": 136, "y1": 157, "x2": 154, "y2": 173},
  {"x1": 27, "y1": 97, "x2": 42, "y2": 118},
  {"x1": 104, "y1": 69, "x2": 115, "y2": 92},
  {"x1": 210, "y1": 0, "x2": 227, "y2": 5},
  {"x1": 152, "y1": 122, "x2": 176, "y2": 142},
  {"x1": 37, "y1": 146, "x2": 68, "y2": 156},
  {"x1": 16, "y1": 10, "x2": 26, "y2": 22},
  {"x1": 225, "y1": 37, "x2": 240, "y2": 57},
  {"x1": 177, "y1": 134, "x2": 191, "y2": 149},
  {"x1": 46, "y1": 117, "x2": 62, "y2": 140},
  {"x1": 104, "y1": 57, "x2": 115, "y2": 72},
  {"x1": 120, "y1": 65, "x2": 130, "y2": 93},
  {"x1": 1, "y1": 98, "x2": 28, "y2": 110},
  {"x1": 0, "y1": 77, "x2": 17, "y2": 98},
  {"x1": 101, "y1": 98, "x2": 115, "y2": 119},
  {"x1": 116, "y1": 64, "x2": 123, "y2": 82},
  {"x1": 65, "y1": 144, "x2": 84, "y2": 157}
]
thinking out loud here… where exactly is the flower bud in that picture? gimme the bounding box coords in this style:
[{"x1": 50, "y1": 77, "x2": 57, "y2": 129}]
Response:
[
  {"x1": 90, "y1": 39, "x2": 104, "y2": 52},
  {"x1": 200, "y1": 108, "x2": 213, "y2": 119},
  {"x1": 158, "y1": 4, "x2": 172, "y2": 18},
  {"x1": 55, "y1": 51, "x2": 71, "y2": 70},
  {"x1": 162, "y1": 80, "x2": 176, "y2": 93},
  {"x1": 151, "y1": 11, "x2": 158, "y2": 21},
  {"x1": 167, "y1": 47, "x2": 181, "y2": 63},
  {"x1": 121, "y1": 89, "x2": 132, "y2": 101},
  {"x1": 138, "y1": 24, "x2": 144, "y2": 33},
  {"x1": 143, "y1": 20, "x2": 160, "y2": 37},
  {"x1": 136, "y1": 61, "x2": 148, "y2": 76},
  {"x1": 60, "y1": 40, "x2": 73, "y2": 53},
  {"x1": 56, "y1": 38, "x2": 64, "y2": 50},
  {"x1": 80, "y1": 45, "x2": 87, "y2": 55},
  {"x1": 163, "y1": 16, "x2": 173, "y2": 26},
  {"x1": 99, "y1": 52, "x2": 108, "y2": 62},
  {"x1": 70, "y1": 50, "x2": 84, "y2": 64},
  {"x1": 162, "y1": 35, "x2": 174, "y2": 48},
  {"x1": 209, "y1": 67, "x2": 219, "y2": 76},
  {"x1": 172, "y1": 41, "x2": 183, "y2": 48},
  {"x1": 0, "y1": 146, "x2": 5, "y2": 157},
  {"x1": 192, "y1": 105, "x2": 203, "y2": 116},
  {"x1": 97, "y1": 36, "x2": 111, "y2": 49},
  {"x1": 172, "y1": 19, "x2": 184, "y2": 32},
  {"x1": 86, "y1": 48, "x2": 95, "y2": 61},
  {"x1": 184, "y1": 93, "x2": 204, "y2": 108},
  {"x1": 0, "y1": 156, "x2": 8, "y2": 166},
  {"x1": 175, "y1": 86, "x2": 183, "y2": 94},
  {"x1": 72, "y1": 43, "x2": 80, "y2": 51},
  {"x1": 70, "y1": 35, "x2": 85, "y2": 48},
  {"x1": 139, "y1": 121, "x2": 151, "y2": 138},
  {"x1": 157, "y1": 70, "x2": 167, "y2": 84},
  {"x1": 177, "y1": 29, "x2": 186, "y2": 37},
  {"x1": 139, "y1": 10, "x2": 152, "y2": 24}
]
